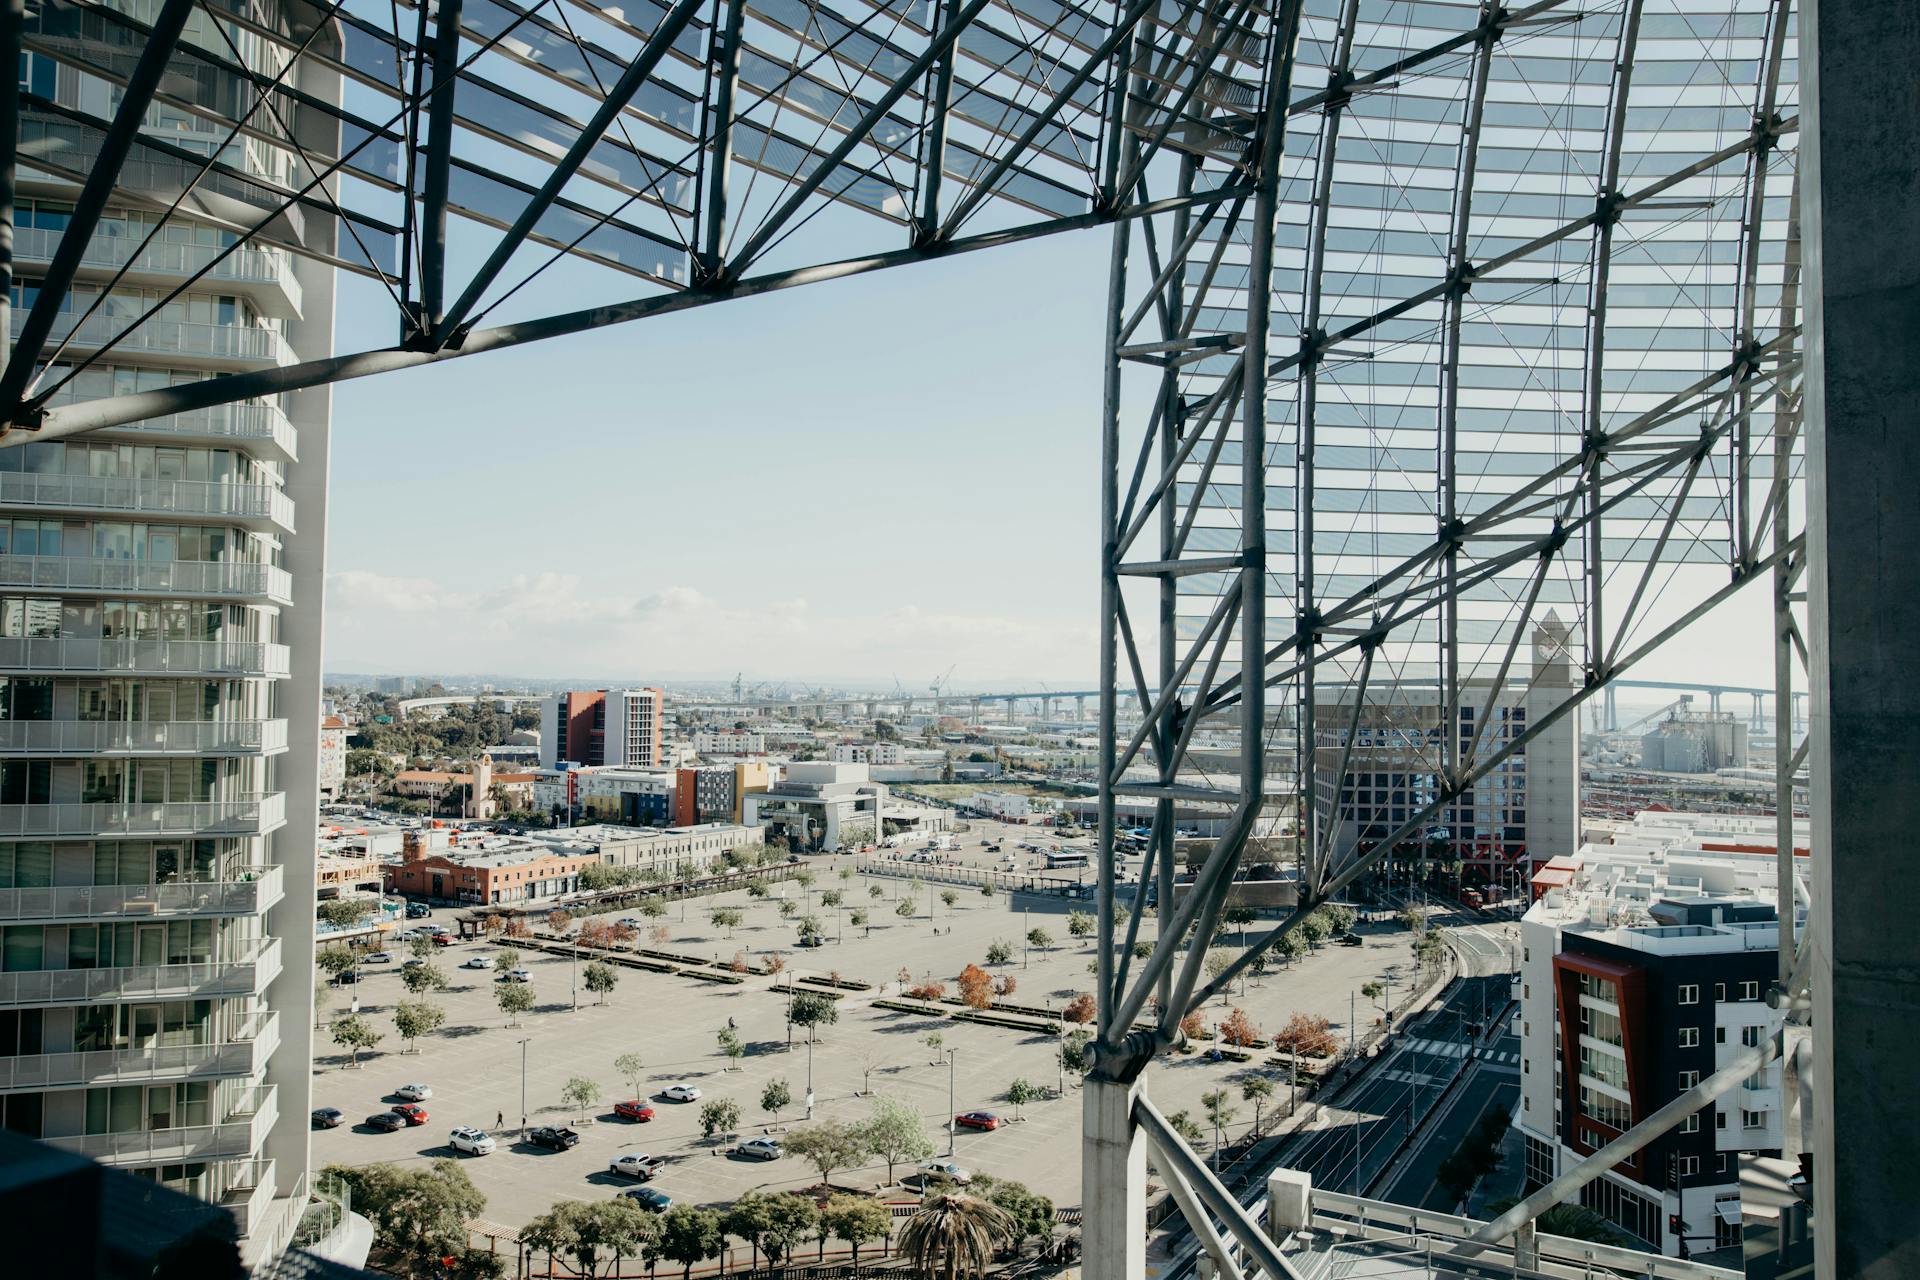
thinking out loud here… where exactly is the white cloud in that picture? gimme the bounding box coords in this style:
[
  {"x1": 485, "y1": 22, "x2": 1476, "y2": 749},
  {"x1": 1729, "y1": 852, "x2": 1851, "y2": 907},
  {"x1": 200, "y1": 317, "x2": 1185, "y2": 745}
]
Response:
[{"x1": 323, "y1": 570, "x2": 1095, "y2": 684}]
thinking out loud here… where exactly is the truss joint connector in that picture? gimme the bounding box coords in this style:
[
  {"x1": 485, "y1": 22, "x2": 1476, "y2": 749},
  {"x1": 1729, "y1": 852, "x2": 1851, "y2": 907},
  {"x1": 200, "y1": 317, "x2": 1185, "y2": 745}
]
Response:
[
  {"x1": 1751, "y1": 111, "x2": 1785, "y2": 152},
  {"x1": 1445, "y1": 262, "x2": 1477, "y2": 298},
  {"x1": 1297, "y1": 326, "x2": 1330, "y2": 364},
  {"x1": 1437, "y1": 516, "x2": 1468, "y2": 552},
  {"x1": 1544, "y1": 519, "x2": 1571, "y2": 556},
  {"x1": 1323, "y1": 70, "x2": 1357, "y2": 112},
  {"x1": 1088, "y1": 1028, "x2": 1167, "y2": 1084},
  {"x1": 1294, "y1": 606, "x2": 1326, "y2": 650},
  {"x1": 1594, "y1": 191, "x2": 1625, "y2": 228}
]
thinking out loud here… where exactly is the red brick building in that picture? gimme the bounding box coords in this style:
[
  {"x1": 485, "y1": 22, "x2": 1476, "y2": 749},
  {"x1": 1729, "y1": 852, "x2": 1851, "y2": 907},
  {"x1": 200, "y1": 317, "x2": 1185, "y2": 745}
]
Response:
[{"x1": 382, "y1": 830, "x2": 599, "y2": 905}]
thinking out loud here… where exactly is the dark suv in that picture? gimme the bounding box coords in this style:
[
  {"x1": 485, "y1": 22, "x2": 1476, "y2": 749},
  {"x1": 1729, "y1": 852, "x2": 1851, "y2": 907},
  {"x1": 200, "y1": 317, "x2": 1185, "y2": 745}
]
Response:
[
  {"x1": 405, "y1": 902, "x2": 431, "y2": 919},
  {"x1": 528, "y1": 1126, "x2": 580, "y2": 1150}
]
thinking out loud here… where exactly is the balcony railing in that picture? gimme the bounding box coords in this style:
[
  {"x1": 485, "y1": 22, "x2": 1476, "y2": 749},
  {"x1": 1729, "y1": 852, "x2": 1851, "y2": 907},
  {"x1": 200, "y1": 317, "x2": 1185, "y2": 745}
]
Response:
[
  {"x1": 13, "y1": 225, "x2": 304, "y2": 315},
  {"x1": 0, "y1": 937, "x2": 281, "y2": 1007},
  {"x1": 0, "y1": 472, "x2": 294, "y2": 531},
  {"x1": 47, "y1": 1084, "x2": 276, "y2": 1167},
  {"x1": 0, "y1": 1011, "x2": 278, "y2": 1092},
  {"x1": 0, "y1": 637, "x2": 290, "y2": 677},
  {"x1": 221, "y1": 1160, "x2": 280, "y2": 1241},
  {"x1": 0, "y1": 718, "x2": 288, "y2": 756},
  {"x1": 0, "y1": 865, "x2": 283, "y2": 922},
  {"x1": 10, "y1": 308, "x2": 291, "y2": 368},
  {"x1": 0, "y1": 793, "x2": 285, "y2": 837},
  {"x1": 0, "y1": 555, "x2": 293, "y2": 603}
]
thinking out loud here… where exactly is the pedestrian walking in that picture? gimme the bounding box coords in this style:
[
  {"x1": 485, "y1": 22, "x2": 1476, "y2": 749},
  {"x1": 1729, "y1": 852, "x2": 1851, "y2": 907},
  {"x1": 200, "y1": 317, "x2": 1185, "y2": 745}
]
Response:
[{"x1": 496, "y1": 1110, "x2": 504, "y2": 1130}]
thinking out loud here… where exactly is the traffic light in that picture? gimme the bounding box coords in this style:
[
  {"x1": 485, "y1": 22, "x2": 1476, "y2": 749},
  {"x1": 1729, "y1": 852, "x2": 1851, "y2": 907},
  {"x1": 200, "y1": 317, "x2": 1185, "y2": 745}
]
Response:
[{"x1": 1669, "y1": 1214, "x2": 1682, "y2": 1235}]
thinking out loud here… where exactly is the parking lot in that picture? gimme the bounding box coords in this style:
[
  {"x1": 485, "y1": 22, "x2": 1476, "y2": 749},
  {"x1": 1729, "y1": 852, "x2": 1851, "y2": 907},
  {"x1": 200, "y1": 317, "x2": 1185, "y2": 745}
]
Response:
[{"x1": 311, "y1": 832, "x2": 1423, "y2": 1230}]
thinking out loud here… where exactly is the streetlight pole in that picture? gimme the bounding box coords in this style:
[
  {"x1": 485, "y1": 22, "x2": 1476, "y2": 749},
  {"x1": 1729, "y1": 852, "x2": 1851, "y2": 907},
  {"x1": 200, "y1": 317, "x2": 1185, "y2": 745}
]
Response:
[
  {"x1": 806, "y1": 1034, "x2": 815, "y2": 1119},
  {"x1": 945, "y1": 1049, "x2": 956, "y2": 1156},
  {"x1": 518, "y1": 1036, "x2": 530, "y2": 1134}
]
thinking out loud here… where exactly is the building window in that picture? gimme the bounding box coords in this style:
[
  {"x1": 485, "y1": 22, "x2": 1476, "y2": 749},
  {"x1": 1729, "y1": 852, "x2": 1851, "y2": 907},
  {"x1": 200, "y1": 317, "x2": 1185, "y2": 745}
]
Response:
[
  {"x1": 1715, "y1": 983, "x2": 1727, "y2": 1002},
  {"x1": 1679, "y1": 1027, "x2": 1700, "y2": 1048},
  {"x1": 1742, "y1": 1025, "x2": 1762, "y2": 1048},
  {"x1": 1717, "y1": 1111, "x2": 1728, "y2": 1130},
  {"x1": 1740, "y1": 981, "x2": 1760, "y2": 1001},
  {"x1": 1523, "y1": 946, "x2": 1530, "y2": 962},
  {"x1": 1716, "y1": 1026, "x2": 1727, "y2": 1044},
  {"x1": 1681, "y1": 1113, "x2": 1700, "y2": 1133},
  {"x1": 1743, "y1": 1109, "x2": 1767, "y2": 1130},
  {"x1": 1677, "y1": 984, "x2": 1699, "y2": 1005},
  {"x1": 1680, "y1": 1070, "x2": 1700, "y2": 1090},
  {"x1": 1678, "y1": 1156, "x2": 1700, "y2": 1176}
]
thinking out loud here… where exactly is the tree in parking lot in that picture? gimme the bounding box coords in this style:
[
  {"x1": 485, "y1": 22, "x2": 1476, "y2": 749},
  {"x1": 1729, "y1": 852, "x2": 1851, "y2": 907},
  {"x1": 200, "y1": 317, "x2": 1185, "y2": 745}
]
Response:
[
  {"x1": 1219, "y1": 1006, "x2": 1262, "y2": 1048},
  {"x1": 940, "y1": 889, "x2": 959, "y2": 914},
  {"x1": 859, "y1": 1095, "x2": 934, "y2": 1182},
  {"x1": 409, "y1": 936, "x2": 437, "y2": 960},
  {"x1": 784, "y1": 1120, "x2": 866, "y2": 1191},
  {"x1": 651, "y1": 1205, "x2": 724, "y2": 1280},
  {"x1": 614, "y1": 1051, "x2": 646, "y2": 1096},
  {"x1": 788, "y1": 992, "x2": 839, "y2": 1042},
  {"x1": 318, "y1": 898, "x2": 373, "y2": 930},
  {"x1": 392, "y1": 1000, "x2": 446, "y2": 1053},
  {"x1": 956, "y1": 964, "x2": 993, "y2": 1010},
  {"x1": 1066, "y1": 910, "x2": 1094, "y2": 941},
  {"x1": 546, "y1": 908, "x2": 573, "y2": 935},
  {"x1": 494, "y1": 945, "x2": 522, "y2": 972},
  {"x1": 583, "y1": 961, "x2": 618, "y2": 1004},
  {"x1": 869, "y1": 884, "x2": 885, "y2": 902},
  {"x1": 708, "y1": 906, "x2": 745, "y2": 937},
  {"x1": 849, "y1": 908, "x2": 870, "y2": 935},
  {"x1": 639, "y1": 897, "x2": 668, "y2": 919},
  {"x1": 1273, "y1": 1012, "x2": 1338, "y2": 1059},
  {"x1": 331, "y1": 1014, "x2": 382, "y2": 1067},
  {"x1": 778, "y1": 899, "x2": 799, "y2": 921},
  {"x1": 1061, "y1": 993, "x2": 1095, "y2": 1025},
  {"x1": 560, "y1": 1076, "x2": 601, "y2": 1120},
  {"x1": 401, "y1": 962, "x2": 448, "y2": 996},
  {"x1": 317, "y1": 944, "x2": 357, "y2": 979},
  {"x1": 698, "y1": 1097, "x2": 742, "y2": 1139},
  {"x1": 761, "y1": 1077, "x2": 793, "y2": 1126},
  {"x1": 894, "y1": 898, "x2": 915, "y2": 921},
  {"x1": 984, "y1": 939, "x2": 1013, "y2": 966},
  {"x1": 717, "y1": 1025, "x2": 744, "y2": 1070},
  {"x1": 495, "y1": 981, "x2": 533, "y2": 1027},
  {"x1": 821, "y1": 888, "x2": 845, "y2": 909},
  {"x1": 1026, "y1": 926, "x2": 1053, "y2": 954},
  {"x1": 521, "y1": 1197, "x2": 657, "y2": 1280},
  {"x1": 1004, "y1": 1078, "x2": 1043, "y2": 1120},
  {"x1": 503, "y1": 915, "x2": 532, "y2": 941}
]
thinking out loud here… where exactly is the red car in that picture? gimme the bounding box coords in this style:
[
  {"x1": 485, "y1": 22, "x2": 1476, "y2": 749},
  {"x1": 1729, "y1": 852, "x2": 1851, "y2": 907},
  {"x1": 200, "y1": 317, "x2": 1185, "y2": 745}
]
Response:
[
  {"x1": 390, "y1": 1103, "x2": 429, "y2": 1126},
  {"x1": 614, "y1": 1100, "x2": 656, "y2": 1123},
  {"x1": 429, "y1": 933, "x2": 453, "y2": 947},
  {"x1": 954, "y1": 1111, "x2": 1002, "y2": 1132}
]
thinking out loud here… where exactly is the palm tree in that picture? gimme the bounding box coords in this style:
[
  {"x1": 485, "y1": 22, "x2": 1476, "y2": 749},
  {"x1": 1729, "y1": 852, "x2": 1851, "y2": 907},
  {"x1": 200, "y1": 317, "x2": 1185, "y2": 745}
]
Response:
[{"x1": 898, "y1": 1193, "x2": 1015, "y2": 1280}]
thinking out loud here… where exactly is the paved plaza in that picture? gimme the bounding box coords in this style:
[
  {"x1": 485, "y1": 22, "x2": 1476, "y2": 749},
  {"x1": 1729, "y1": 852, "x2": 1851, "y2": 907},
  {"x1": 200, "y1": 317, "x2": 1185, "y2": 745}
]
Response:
[{"x1": 311, "y1": 832, "x2": 1431, "y2": 1230}]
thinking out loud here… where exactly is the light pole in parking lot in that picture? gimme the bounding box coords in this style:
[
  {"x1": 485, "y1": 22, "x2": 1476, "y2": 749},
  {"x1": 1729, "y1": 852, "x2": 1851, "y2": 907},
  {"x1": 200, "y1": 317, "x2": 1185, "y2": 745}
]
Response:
[
  {"x1": 518, "y1": 1036, "x2": 530, "y2": 1134},
  {"x1": 945, "y1": 1048, "x2": 956, "y2": 1156}
]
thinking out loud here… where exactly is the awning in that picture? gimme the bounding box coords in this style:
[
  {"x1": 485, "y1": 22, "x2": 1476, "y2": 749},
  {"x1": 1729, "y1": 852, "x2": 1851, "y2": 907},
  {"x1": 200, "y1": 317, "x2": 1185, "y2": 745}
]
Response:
[{"x1": 1715, "y1": 1200, "x2": 1743, "y2": 1225}]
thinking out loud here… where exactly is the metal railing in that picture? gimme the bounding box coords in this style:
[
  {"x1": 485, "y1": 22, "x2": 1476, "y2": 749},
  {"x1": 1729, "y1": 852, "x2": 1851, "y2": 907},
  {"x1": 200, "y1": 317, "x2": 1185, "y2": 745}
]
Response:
[
  {"x1": 0, "y1": 864, "x2": 283, "y2": 921},
  {"x1": 0, "y1": 636, "x2": 291, "y2": 677},
  {"x1": 11, "y1": 307, "x2": 291, "y2": 366},
  {"x1": 46, "y1": 1083, "x2": 276, "y2": 1165},
  {"x1": 220, "y1": 1159, "x2": 280, "y2": 1240},
  {"x1": 36, "y1": 393, "x2": 299, "y2": 460},
  {"x1": 0, "y1": 793, "x2": 285, "y2": 836},
  {"x1": 12, "y1": 226, "x2": 304, "y2": 313},
  {"x1": 0, "y1": 1010, "x2": 278, "y2": 1091},
  {"x1": 0, "y1": 937, "x2": 282, "y2": 1006},
  {"x1": 0, "y1": 717, "x2": 287, "y2": 756},
  {"x1": 0, "y1": 555, "x2": 293, "y2": 602},
  {"x1": 0, "y1": 471, "x2": 294, "y2": 529}
]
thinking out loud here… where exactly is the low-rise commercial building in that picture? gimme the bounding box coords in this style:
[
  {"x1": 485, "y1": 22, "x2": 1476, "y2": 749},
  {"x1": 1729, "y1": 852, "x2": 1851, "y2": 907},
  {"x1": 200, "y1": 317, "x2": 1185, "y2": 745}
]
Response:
[
  {"x1": 830, "y1": 742, "x2": 903, "y2": 765},
  {"x1": 534, "y1": 822, "x2": 765, "y2": 878},
  {"x1": 741, "y1": 762, "x2": 886, "y2": 851},
  {"x1": 382, "y1": 830, "x2": 595, "y2": 905},
  {"x1": 672, "y1": 761, "x2": 771, "y2": 825},
  {"x1": 533, "y1": 765, "x2": 678, "y2": 827}
]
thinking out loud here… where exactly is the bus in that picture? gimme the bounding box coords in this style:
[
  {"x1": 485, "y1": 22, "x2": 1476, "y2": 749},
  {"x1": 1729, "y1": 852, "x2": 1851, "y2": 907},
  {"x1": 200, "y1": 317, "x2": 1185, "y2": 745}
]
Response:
[{"x1": 1045, "y1": 850, "x2": 1091, "y2": 870}]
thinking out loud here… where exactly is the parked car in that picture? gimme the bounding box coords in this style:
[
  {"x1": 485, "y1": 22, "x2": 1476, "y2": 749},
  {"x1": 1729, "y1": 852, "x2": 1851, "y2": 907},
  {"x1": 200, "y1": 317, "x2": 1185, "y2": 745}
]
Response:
[
  {"x1": 618, "y1": 918, "x2": 642, "y2": 929},
  {"x1": 449, "y1": 1126, "x2": 496, "y2": 1156},
  {"x1": 405, "y1": 902, "x2": 431, "y2": 918},
  {"x1": 311, "y1": 1107, "x2": 344, "y2": 1129},
  {"x1": 661, "y1": 1084, "x2": 701, "y2": 1102},
  {"x1": 796, "y1": 934, "x2": 826, "y2": 948},
  {"x1": 736, "y1": 1138, "x2": 782, "y2": 1161},
  {"x1": 608, "y1": 1153, "x2": 665, "y2": 1179},
  {"x1": 786, "y1": 854, "x2": 804, "y2": 863},
  {"x1": 395, "y1": 1083, "x2": 433, "y2": 1101},
  {"x1": 462, "y1": 956, "x2": 494, "y2": 970},
  {"x1": 429, "y1": 932, "x2": 453, "y2": 947},
  {"x1": 401, "y1": 958, "x2": 427, "y2": 970},
  {"x1": 1338, "y1": 932, "x2": 1365, "y2": 947},
  {"x1": 626, "y1": 1187, "x2": 673, "y2": 1212},
  {"x1": 365, "y1": 1112, "x2": 406, "y2": 1132},
  {"x1": 954, "y1": 1111, "x2": 1002, "y2": 1132},
  {"x1": 363, "y1": 951, "x2": 395, "y2": 965},
  {"x1": 528, "y1": 1126, "x2": 580, "y2": 1150},
  {"x1": 918, "y1": 1158, "x2": 971, "y2": 1184},
  {"x1": 614, "y1": 1101, "x2": 656, "y2": 1123},
  {"x1": 390, "y1": 1103, "x2": 429, "y2": 1126},
  {"x1": 331, "y1": 970, "x2": 360, "y2": 986},
  {"x1": 505, "y1": 968, "x2": 532, "y2": 983}
]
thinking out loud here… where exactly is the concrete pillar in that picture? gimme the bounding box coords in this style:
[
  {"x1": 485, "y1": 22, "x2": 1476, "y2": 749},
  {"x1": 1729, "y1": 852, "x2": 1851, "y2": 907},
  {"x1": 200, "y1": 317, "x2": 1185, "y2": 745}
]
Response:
[
  {"x1": 1801, "y1": 3, "x2": 1920, "y2": 1275},
  {"x1": 1082, "y1": 1078, "x2": 1147, "y2": 1280}
]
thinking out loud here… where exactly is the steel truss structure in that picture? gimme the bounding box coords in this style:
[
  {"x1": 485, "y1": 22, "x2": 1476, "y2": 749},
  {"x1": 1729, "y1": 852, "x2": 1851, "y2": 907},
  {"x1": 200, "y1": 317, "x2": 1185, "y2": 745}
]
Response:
[{"x1": 0, "y1": 0, "x2": 1837, "y2": 1273}]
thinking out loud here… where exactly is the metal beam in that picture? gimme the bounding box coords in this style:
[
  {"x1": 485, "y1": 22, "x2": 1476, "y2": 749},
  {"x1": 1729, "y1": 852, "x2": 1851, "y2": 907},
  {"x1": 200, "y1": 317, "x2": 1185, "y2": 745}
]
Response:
[
  {"x1": 0, "y1": 0, "x2": 196, "y2": 413},
  {"x1": 437, "y1": 0, "x2": 707, "y2": 341},
  {"x1": 696, "y1": 0, "x2": 747, "y2": 281},
  {"x1": 1136, "y1": 1095, "x2": 1308, "y2": 1280},
  {"x1": 418, "y1": 0, "x2": 467, "y2": 339}
]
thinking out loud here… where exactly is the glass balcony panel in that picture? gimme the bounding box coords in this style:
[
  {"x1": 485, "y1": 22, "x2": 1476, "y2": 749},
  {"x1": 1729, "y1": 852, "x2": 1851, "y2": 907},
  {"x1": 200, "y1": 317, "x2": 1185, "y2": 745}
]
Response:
[
  {"x1": 12, "y1": 225, "x2": 304, "y2": 316},
  {"x1": 0, "y1": 1011, "x2": 278, "y2": 1091},
  {"x1": 0, "y1": 937, "x2": 281, "y2": 1006},
  {"x1": 0, "y1": 718, "x2": 287, "y2": 755},
  {"x1": 0, "y1": 472, "x2": 294, "y2": 531},
  {"x1": 10, "y1": 309, "x2": 290, "y2": 368},
  {"x1": 0, "y1": 638, "x2": 290, "y2": 677},
  {"x1": 0, "y1": 793, "x2": 286, "y2": 837},
  {"x1": 46, "y1": 1084, "x2": 276, "y2": 1166},
  {"x1": 0, "y1": 555, "x2": 292, "y2": 603},
  {"x1": 0, "y1": 864, "x2": 283, "y2": 921}
]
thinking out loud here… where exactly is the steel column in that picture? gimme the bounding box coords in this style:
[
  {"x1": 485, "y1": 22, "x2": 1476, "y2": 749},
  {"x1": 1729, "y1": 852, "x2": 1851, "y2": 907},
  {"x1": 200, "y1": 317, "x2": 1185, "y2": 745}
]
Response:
[{"x1": 418, "y1": 0, "x2": 467, "y2": 340}]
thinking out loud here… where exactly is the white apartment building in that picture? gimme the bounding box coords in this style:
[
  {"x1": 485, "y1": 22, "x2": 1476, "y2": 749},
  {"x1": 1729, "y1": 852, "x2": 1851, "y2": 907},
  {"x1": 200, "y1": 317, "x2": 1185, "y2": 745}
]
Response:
[
  {"x1": 692, "y1": 729, "x2": 764, "y2": 756},
  {"x1": 741, "y1": 762, "x2": 886, "y2": 851},
  {"x1": 830, "y1": 741, "x2": 902, "y2": 765},
  {"x1": 317, "y1": 716, "x2": 346, "y2": 801},
  {"x1": 1517, "y1": 826, "x2": 1794, "y2": 1257},
  {"x1": 0, "y1": 26, "x2": 337, "y2": 1265}
]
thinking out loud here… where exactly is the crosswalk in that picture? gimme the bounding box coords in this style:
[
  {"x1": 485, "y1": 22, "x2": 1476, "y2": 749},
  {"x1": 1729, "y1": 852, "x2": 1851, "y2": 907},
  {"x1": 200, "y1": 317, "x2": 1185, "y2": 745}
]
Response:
[{"x1": 1400, "y1": 1037, "x2": 1520, "y2": 1067}]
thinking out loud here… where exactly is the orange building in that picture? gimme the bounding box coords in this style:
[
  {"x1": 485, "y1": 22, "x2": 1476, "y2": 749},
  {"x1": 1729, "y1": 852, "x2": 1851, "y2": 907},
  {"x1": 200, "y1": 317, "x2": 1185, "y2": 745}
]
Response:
[{"x1": 382, "y1": 830, "x2": 599, "y2": 905}]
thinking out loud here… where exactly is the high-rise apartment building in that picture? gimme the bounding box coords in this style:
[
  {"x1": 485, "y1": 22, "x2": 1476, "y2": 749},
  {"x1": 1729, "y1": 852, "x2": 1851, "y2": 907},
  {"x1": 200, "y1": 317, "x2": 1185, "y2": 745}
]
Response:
[
  {"x1": 0, "y1": 20, "x2": 336, "y2": 1264},
  {"x1": 1517, "y1": 826, "x2": 1793, "y2": 1256},
  {"x1": 539, "y1": 688, "x2": 665, "y2": 770}
]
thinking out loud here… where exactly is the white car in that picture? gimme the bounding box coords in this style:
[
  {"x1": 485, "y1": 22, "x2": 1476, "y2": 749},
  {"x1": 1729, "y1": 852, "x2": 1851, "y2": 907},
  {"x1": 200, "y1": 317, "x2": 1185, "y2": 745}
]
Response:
[
  {"x1": 363, "y1": 951, "x2": 395, "y2": 965},
  {"x1": 462, "y1": 955, "x2": 493, "y2": 970},
  {"x1": 449, "y1": 1126, "x2": 495, "y2": 1156},
  {"x1": 395, "y1": 1083, "x2": 433, "y2": 1101},
  {"x1": 661, "y1": 1084, "x2": 701, "y2": 1103},
  {"x1": 736, "y1": 1137, "x2": 782, "y2": 1161},
  {"x1": 500, "y1": 968, "x2": 532, "y2": 983},
  {"x1": 919, "y1": 1159, "x2": 972, "y2": 1184},
  {"x1": 608, "y1": 1153, "x2": 665, "y2": 1179}
]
